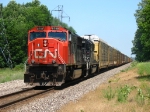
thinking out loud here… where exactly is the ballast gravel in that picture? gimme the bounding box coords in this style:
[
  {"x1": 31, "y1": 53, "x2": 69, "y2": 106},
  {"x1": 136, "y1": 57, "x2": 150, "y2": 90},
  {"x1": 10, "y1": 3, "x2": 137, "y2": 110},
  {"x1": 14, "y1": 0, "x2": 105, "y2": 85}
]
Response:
[
  {"x1": 0, "y1": 63, "x2": 131, "y2": 112},
  {"x1": 0, "y1": 80, "x2": 33, "y2": 97}
]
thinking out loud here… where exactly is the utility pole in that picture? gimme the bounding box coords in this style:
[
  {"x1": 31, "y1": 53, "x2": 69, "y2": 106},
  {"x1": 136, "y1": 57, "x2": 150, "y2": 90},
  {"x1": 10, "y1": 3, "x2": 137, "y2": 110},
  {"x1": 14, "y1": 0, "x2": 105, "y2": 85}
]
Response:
[
  {"x1": 51, "y1": 5, "x2": 70, "y2": 25},
  {"x1": 0, "y1": 3, "x2": 13, "y2": 68}
]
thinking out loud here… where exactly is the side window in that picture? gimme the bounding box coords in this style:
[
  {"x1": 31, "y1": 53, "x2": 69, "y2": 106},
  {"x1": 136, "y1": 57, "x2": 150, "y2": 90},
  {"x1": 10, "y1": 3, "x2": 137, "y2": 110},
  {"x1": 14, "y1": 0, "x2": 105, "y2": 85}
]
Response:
[{"x1": 69, "y1": 34, "x2": 72, "y2": 41}]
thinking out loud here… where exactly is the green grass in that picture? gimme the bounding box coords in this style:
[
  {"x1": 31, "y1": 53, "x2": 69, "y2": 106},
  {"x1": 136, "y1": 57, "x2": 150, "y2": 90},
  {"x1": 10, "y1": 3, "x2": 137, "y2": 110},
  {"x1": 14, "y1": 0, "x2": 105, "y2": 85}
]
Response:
[
  {"x1": 120, "y1": 61, "x2": 138, "y2": 73},
  {"x1": 136, "y1": 88, "x2": 145, "y2": 106},
  {"x1": 117, "y1": 85, "x2": 135, "y2": 103},
  {"x1": 0, "y1": 68, "x2": 24, "y2": 83},
  {"x1": 130, "y1": 61, "x2": 138, "y2": 68},
  {"x1": 103, "y1": 85, "x2": 136, "y2": 103},
  {"x1": 135, "y1": 62, "x2": 150, "y2": 82},
  {"x1": 137, "y1": 62, "x2": 150, "y2": 76},
  {"x1": 104, "y1": 62, "x2": 150, "y2": 104},
  {"x1": 103, "y1": 85, "x2": 115, "y2": 101}
]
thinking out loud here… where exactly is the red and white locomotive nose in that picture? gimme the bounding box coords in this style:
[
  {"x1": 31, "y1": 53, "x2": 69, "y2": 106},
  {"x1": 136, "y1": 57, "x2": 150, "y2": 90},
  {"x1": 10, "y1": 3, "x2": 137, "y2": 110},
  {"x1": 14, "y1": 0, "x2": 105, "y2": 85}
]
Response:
[
  {"x1": 24, "y1": 26, "x2": 68, "y2": 86},
  {"x1": 29, "y1": 39, "x2": 59, "y2": 65}
]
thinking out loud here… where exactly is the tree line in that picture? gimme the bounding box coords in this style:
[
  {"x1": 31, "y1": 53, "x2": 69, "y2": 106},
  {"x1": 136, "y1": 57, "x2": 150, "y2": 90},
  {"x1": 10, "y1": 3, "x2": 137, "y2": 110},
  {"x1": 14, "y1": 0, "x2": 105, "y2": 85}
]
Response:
[
  {"x1": 0, "y1": 0, "x2": 76, "y2": 68},
  {"x1": 132, "y1": 0, "x2": 150, "y2": 61}
]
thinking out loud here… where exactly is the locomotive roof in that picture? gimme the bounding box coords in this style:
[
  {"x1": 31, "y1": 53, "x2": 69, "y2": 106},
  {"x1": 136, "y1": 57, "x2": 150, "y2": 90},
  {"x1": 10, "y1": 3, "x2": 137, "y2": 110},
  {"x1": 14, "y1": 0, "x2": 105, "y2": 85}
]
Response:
[
  {"x1": 83, "y1": 38, "x2": 94, "y2": 45},
  {"x1": 81, "y1": 34, "x2": 121, "y2": 51},
  {"x1": 29, "y1": 26, "x2": 72, "y2": 32},
  {"x1": 81, "y1": 34, "x2": 108, "y2": 44}
]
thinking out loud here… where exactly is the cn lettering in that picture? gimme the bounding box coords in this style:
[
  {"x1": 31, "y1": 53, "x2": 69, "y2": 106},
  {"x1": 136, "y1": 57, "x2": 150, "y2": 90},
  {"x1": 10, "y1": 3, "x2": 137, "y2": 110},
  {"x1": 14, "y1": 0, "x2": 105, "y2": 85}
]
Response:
[{"x1": 34, "y1": 49, "x2": 57, "y2": 59}]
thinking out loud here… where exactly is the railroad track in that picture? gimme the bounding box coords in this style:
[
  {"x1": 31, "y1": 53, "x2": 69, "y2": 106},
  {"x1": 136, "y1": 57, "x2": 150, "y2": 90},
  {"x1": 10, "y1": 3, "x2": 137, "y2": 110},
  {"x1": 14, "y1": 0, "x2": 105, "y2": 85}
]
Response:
[
  {"x1": 0, "y1": 66, "x2": 115, "y2": 111},
  {"x1": 0, "y1": 78, "x2": 85, "y2": 111},
  {"x1": 0, "y1": 79, "x2": 82, "y2": 111},
  {"x1": 0, "y1": 86, "x2": 55, "y2": 110}
]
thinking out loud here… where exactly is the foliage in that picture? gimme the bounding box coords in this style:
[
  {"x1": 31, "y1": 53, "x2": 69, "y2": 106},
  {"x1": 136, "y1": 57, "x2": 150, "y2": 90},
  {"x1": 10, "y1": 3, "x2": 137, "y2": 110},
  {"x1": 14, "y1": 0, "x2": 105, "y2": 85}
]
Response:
[
  {"x1": 120, "y1": 69, "x2": 126, "y2": 72},
  {"x1": 14, "y1": 63, "x2": 24, "y2": 70},
  {"x1": 80, "y1": 110, "x2": 84, "y2": 112},
  {"x1": 136, "y1": 62, "x2": 150, "y2": 76},
  {"x1": 132, "y1": 0, "x2": 150, "y2": 61},
  {"x1": 136, "y1": 88, "x2": 145, "y2": 105},
  {"x1": 130, "y1": 61, "x2": 138, "y2": 67},
  {"x1": 117, "y1": 85, "x2": 133, "y2": 103},
  {"x1": 103, "y1": 85, "x2": 115, "y2": 101},
  {"x1": 0, "y1": 0, "x2": 76, "y2": 68},
  {"x1": 120, "y1": 61, "x2": 137, "y2": 72},
  {"x1": 103, "y1": 84, "x2": 136, "y2": 103},
  {"x1": 136, "y1": 84, "x2": 150, "y2": 106}
]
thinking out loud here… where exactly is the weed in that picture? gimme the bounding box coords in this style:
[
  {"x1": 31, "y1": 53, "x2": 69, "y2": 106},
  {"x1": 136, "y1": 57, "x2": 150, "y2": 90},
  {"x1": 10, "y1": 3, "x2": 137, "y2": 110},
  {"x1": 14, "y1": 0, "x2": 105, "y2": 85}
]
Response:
[
  {"x1": 117, "y1": 85, "x2": 132, "y2": 103},
  {"x1": 103, "y1": 85, "x2": 115, "y2": 101},
  {"x1": 109, "y1": 78, "x2": 120, "y2": 83},
  {"x1": 142, "y1": 86, "x2": 150, "y2": 102},
  {"x1": 131, "y1": 61, "x2": 138, "y2": 67},
  {"x1": 145, "y1": 87, "x2": 150, "y2": 97},
  {"x1": 120, "y1": 69, "x2": 126, "y2": 72},
  {"x1": 140, "y1": 82, "x2": 149, "y2": 90},
  {"x1": 120, "y1": 63, "x2": 134, "y2": 73},
  {"x1": 136, "y1": 88, "x2": 145, "y2": 106}
]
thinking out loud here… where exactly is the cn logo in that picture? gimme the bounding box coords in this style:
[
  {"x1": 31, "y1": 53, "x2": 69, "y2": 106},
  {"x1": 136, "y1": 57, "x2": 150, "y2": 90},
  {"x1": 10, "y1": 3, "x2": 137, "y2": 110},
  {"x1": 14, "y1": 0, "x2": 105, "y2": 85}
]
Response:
[{"x1": 34, "y1": 49, "x2": 57, "y2": 59}]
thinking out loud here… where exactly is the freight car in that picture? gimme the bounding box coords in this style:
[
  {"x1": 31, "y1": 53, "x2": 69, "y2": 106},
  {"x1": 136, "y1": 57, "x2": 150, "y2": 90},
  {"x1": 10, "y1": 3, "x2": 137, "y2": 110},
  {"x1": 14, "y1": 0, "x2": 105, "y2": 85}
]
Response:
[
  {"x1": 24, "y1": 26, "x2": 98, "y2": 86},
  {"x1": 24, "y1": 26, "x2": 131, "y2": 86}
]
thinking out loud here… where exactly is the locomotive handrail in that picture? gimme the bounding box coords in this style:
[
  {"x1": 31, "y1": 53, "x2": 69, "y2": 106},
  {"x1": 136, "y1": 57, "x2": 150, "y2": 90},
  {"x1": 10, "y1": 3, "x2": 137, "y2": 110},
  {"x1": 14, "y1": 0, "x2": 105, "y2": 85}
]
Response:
[{"x1": 24, "y1": 54, "x2": 32, "y2": 71}]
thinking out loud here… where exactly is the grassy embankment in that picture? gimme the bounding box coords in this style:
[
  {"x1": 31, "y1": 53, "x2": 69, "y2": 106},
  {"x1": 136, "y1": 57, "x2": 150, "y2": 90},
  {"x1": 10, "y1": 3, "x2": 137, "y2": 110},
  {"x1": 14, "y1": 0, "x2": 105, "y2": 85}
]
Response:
[
  {"x1": 103, "y1": 62, "x2": 150, "y2": 104},
  {"x1": 58, "y1": 62, "x2": 150, "y2": 112},
  {"x1": 0, "y1": 64, "x2": 24, "y2": 83}
]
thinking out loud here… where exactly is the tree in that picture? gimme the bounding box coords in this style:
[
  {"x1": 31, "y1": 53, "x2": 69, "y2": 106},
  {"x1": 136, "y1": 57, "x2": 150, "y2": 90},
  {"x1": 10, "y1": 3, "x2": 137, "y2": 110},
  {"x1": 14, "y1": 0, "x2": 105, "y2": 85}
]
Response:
[
  {"x1": 132, "y1": 0, "x2": 150, "y2": 61},
  {"x1": 132, "y1": 29, "x2": 143, "y2": 61},
  {"x1": 1, "y1": 0, "x2": 53, "y2": 67}
]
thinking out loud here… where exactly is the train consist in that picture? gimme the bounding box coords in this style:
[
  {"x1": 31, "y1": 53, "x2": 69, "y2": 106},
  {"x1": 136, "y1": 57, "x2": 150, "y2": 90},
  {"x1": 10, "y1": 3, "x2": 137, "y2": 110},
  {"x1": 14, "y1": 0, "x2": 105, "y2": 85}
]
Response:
[{"x1": 24, "y1": 26, "x2": 132, "y2": 86}]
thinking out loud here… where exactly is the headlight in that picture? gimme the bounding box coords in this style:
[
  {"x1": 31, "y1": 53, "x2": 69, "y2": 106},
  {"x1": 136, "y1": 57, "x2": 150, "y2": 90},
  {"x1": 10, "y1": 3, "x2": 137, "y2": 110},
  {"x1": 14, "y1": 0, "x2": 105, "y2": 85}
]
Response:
[
  {"x1": 52, "y1": 60, "x2": 56, "y2": 64},
  {"x1": 31, "y1": 59, "x2": 35, "y2": 64}
]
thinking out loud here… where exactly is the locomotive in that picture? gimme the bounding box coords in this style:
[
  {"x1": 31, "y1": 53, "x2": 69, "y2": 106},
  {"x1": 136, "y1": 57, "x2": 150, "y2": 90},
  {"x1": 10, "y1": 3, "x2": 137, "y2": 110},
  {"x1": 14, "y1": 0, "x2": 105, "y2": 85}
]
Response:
[{"x1": 24, "y1": 26, "x2": 98, "y2": 86}]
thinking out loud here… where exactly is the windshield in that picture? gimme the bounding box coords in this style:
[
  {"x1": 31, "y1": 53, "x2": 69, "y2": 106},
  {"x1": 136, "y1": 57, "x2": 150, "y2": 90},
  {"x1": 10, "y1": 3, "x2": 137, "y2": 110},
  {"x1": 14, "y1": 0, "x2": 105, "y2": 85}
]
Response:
[
  {"x1": 48, "y1": 32, "x2": 67, "y2": 41},
  {"x1": 30, "y1": 32, "x2": 46, "y2": 41}
]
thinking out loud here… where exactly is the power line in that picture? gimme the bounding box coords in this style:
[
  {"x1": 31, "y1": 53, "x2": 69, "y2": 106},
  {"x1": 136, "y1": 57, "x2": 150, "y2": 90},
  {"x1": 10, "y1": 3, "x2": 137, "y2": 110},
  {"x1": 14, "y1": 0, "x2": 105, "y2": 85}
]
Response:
[{"x1": 51, "y1": 5, "x2": 70, "y2": 25}]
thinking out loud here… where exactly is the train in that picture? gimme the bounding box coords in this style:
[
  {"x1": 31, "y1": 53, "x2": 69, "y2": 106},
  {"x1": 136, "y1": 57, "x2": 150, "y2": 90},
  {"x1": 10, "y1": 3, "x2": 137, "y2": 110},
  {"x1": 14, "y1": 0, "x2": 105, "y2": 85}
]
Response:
[{"x1": 24, "y1": 26, "x2": 132, "y2": 86}]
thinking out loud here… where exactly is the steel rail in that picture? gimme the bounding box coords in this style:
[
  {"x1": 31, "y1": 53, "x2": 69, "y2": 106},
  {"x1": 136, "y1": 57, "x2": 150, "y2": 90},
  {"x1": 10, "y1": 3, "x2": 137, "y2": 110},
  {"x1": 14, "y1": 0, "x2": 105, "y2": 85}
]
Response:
[{"x1": 0, "y1": 87, "x2": 54, "y2": 109}]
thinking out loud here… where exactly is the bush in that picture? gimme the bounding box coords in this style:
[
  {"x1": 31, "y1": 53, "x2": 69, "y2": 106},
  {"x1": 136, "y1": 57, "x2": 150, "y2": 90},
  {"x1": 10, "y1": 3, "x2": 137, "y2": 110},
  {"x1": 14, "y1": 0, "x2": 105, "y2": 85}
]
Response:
[
  {"x1": 103, "y1": 85, "x2": 115, "y2": 101},
  {"x1": 117, "y1": 85, "x2": 133, "y2": 103},
  {"x1": 14, "y1": 63, "x2": 24, "y2": 70}
]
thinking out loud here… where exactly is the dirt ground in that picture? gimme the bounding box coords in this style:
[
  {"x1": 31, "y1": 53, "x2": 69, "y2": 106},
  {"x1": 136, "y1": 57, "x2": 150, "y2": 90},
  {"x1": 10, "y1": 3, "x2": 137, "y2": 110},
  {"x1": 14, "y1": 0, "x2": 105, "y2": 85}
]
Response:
[{"x1": 57, "y1": 68, "x2": 150, "y2": 112}]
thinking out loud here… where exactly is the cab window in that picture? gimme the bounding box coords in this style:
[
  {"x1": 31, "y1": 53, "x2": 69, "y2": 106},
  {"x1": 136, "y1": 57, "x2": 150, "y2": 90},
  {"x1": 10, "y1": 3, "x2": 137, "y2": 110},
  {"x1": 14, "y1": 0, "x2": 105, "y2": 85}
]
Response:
[
  {"x1": 30, "y1": 32, "x2": 46, "y2": 41},
  {"x1": 48, "y1": 32, "x2": 67, "y2": 41}
]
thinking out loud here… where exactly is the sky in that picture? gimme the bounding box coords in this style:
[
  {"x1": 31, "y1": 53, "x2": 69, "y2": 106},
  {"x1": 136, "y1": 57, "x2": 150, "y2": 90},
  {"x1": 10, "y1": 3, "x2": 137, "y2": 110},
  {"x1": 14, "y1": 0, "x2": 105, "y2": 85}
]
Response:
[{"x1": 2, "y1": 0, "x2": 141, "y2": 57}]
